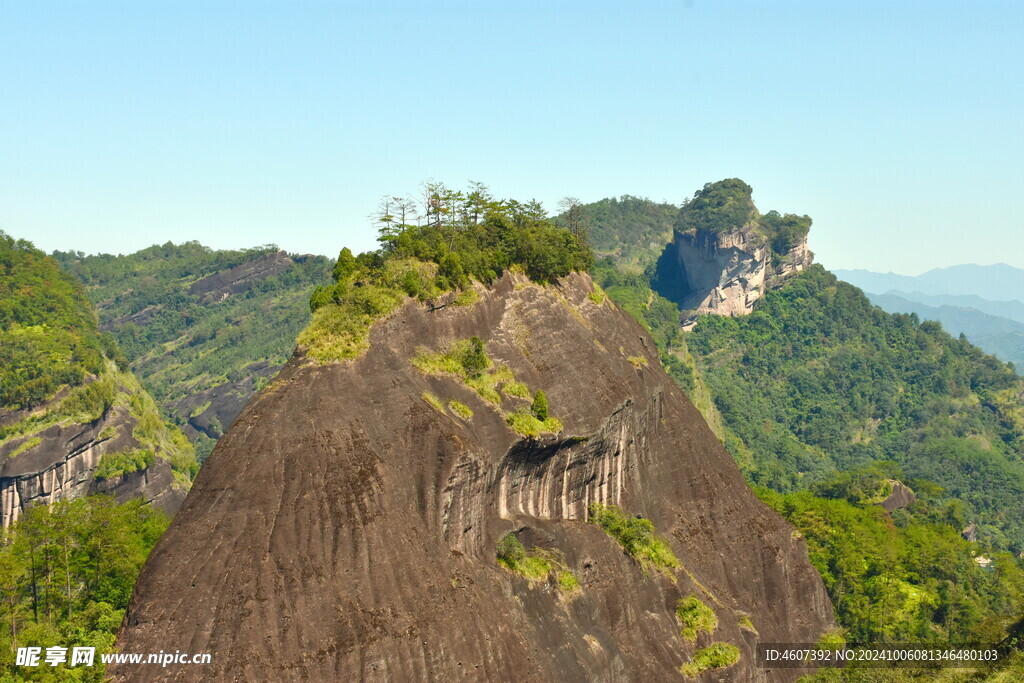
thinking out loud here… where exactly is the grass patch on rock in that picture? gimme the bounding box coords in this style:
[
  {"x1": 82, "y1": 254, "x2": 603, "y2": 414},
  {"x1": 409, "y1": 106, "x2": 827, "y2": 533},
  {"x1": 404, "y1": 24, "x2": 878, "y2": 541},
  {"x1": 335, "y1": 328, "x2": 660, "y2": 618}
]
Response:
[
  {"x1": 448, "y1": 400, "x2": 473, "y2": 420},
  {"x1": 588, "y1": 503, "x2": 680, "y2": 573},
  {"x1": 506, "y1": 410, "x2": 563, "y2": 437},
  {"x1": 676, "y1": 596, "x2": 717, "y2": 642},
  {"x1": 496, "y1": 532, "x2": 580, "y2": 593},
  {"x1": 502, "y1": 380, "x2": 531, "y2": 399},
  {"x1": 413, "y1": 337, "x2": 565, "y2": 435},
  {"x1": 9, "y1": 436, "x2": 42, "y2": 458},
  {"x1": 679, "y1": 643, "x2": 740, "y2": 678},
  {"x1": 422, "y1": 392, "x2": 444, "y2": 412}
]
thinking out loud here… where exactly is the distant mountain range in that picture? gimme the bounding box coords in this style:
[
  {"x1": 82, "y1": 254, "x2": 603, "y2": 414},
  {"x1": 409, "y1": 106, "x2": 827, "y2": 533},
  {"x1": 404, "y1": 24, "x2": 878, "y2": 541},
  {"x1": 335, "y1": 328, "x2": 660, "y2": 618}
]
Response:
[{"x1": 835, "y1": 264, "x2": 1024, "y2": 370}]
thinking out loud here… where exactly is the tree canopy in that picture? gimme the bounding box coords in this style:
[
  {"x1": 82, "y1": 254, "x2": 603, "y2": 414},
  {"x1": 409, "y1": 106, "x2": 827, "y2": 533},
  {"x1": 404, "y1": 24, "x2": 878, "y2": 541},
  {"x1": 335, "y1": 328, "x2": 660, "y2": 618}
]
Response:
[
  {"x1": 676, "y1": 178, "x2": 757, "y2": 235},
  {"x1": 0, "y1": 232, "x2": 108, "y2": 410}
]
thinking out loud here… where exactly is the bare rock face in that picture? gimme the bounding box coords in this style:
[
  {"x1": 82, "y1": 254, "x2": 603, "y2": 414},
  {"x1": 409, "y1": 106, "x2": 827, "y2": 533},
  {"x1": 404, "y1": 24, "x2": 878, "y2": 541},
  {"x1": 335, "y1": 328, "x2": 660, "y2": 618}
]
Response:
[
  {"x1": 669, "y1": 226, "x2": 811, "y2": 329},
  {"x1": 114, "y1": 272, "x2": 834, "y2": 681},
  {"x1": 0, "y1": 391, "x2": 186, "y2": 527},
  {"x1": 186, "y1": 250, "x2": 293, "y2": 303}
]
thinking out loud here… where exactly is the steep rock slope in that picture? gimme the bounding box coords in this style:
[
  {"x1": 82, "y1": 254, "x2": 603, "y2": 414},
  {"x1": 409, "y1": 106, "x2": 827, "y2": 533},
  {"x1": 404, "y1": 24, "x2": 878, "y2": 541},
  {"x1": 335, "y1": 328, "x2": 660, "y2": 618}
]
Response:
[{"x1": 115, "y1": 271, "x2": 833, "y2": 681}]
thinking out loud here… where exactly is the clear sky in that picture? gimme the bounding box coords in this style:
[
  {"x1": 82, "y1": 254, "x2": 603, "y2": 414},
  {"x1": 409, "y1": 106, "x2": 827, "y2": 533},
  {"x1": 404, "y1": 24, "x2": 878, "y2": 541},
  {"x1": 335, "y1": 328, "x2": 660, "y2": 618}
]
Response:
[{"x1": 2, "y1": 1, "x2": 1021, "y2": 274}]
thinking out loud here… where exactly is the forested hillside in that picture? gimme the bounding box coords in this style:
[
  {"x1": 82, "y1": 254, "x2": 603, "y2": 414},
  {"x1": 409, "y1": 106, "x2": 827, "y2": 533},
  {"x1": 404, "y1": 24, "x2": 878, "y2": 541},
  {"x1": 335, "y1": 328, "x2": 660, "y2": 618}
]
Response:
[
  {"x1": 1, "y1": 233, "x2": 110, "y2": 412},
  {"x1": 1, "y1": 233, "x2": 197, "y2": 679},
  {"x1": 53, "y1": 243, "x2": 331, "y2": 460},
  {"x1": 577, "y1": 190, "x2": 1024, "y2": 667},
  {"x1": 552, "y1": 195, "x2": 678, "y2": 270},
  {"x1": 0, "y1": 498, "x2": 170, "y2": 679},
  {"x1": 0, "y1": 232, "x2": 196, "y2": 499}
]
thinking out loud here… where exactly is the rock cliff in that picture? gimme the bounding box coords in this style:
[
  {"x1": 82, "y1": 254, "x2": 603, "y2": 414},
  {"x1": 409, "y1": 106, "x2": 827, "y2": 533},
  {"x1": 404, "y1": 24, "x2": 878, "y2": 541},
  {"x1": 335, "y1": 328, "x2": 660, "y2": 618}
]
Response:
[
  {"x1": 0, "y1": 370, "x2": 191, "y2": 527},
  {"x1": 1, "y1": 233, "x2": 194, "y2": 526},
  {"x1": 115, "y1": 271, "x2": 834, "y2": 681},
  {"x1": 652, "y1": 180, "x2": 813, "y2": 328}
]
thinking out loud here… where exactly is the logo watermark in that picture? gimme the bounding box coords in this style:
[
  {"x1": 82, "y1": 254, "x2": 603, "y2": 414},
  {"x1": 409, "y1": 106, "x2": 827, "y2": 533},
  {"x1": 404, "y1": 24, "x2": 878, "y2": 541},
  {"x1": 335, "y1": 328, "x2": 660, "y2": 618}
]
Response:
[{"x1": 16, "y1": 646, "x2": 210, "y2": 668}]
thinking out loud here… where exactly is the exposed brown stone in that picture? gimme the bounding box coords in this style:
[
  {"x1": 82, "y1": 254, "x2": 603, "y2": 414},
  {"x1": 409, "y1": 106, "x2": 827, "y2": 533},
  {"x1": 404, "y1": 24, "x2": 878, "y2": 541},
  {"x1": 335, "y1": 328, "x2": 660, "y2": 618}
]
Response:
[{"x1": 114, "y1": 272, "x2": 834, "y2": 681}]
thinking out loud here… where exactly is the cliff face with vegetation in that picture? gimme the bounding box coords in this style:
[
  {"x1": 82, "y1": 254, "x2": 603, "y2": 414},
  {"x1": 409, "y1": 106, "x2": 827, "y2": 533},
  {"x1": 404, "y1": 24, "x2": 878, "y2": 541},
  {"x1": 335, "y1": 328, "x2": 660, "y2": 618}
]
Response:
[
  {"x1": 115, "y1": 271, "x2": 834, "y2": 681},
  {"x1": 0, "y1": 233, "x2": 196, "y2": 527},
  {"x1": 1, "y1": 366, "x2": 192, "y2": 527},
  {"x1": 53, "y1": 243, "x2": 331, "y2": 460},
  {"x1": 581, "y1": 186, "x2": 1024, "y2": 655},
  {"x1": 652, "y1": 179, "x2": 812, "y2": 327}
]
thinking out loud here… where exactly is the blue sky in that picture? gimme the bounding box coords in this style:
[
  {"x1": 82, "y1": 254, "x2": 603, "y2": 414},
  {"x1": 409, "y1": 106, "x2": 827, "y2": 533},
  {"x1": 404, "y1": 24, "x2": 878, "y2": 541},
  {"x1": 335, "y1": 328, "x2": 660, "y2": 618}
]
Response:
[{"x1": 1, "y1": 1, "x2": 1021, "y2": 273}]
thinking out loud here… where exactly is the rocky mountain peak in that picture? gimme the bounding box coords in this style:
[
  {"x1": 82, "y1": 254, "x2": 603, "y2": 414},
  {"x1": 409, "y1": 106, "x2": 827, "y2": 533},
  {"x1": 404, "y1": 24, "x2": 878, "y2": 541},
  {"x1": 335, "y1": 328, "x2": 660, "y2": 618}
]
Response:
[
  {"x1": 114, "y1": 271, "x2": 834, "y2": 681},
  {"x1": 653, "y1": 179, "x2": 813, "y2": 327}
]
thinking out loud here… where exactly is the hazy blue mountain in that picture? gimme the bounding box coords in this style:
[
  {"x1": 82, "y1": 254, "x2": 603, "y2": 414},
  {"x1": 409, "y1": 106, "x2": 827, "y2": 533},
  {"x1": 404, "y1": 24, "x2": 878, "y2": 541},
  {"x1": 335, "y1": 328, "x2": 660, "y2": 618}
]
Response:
[
  {"x1": 879, "y1": 290, "x2": 1024, "y2": 324},
  {"x1": 916, "y1": 263, "x2": 1024, "y2": 299},
  {"x1": 835, "y1": 263, "x2": 1024, "y2": 301},
  {"x1": 832, "y1": 269, "x2": 940, "y2": 295},
  {"x1": 867, "y1": 293, "x2": 1024, "y2": 335}
]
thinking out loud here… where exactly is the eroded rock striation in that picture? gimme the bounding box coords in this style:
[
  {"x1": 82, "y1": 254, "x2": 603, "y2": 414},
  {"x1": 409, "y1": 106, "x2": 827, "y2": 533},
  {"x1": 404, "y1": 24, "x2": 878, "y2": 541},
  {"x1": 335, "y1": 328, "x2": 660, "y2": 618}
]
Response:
[
  {"x1": 0, "y1": 377, "x2": 188, "y2": 527},
  {"x1": 115, "y1": 272, "x2": 834, "y2": 681}
]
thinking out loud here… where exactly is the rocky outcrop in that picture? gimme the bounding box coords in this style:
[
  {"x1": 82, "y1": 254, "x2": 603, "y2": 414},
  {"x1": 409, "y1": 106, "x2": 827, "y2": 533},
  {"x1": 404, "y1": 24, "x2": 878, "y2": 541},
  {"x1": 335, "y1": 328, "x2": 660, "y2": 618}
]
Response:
[
  {"x1": 880, "y1": 480, "x2": 916, "y2": 513},
  {"x1": 650, "y1": 180, "x2": 814, "y2": 329},
  {"x1": 663, "y1": 226, "x2": 811, "y2": 329},
  {"x1": 0, "y1": 391, "x2": 186, "y2": 527},
  {"x1": 187, "y1": 250, "x2": 293, "y2": 303},
  {"x1": 115, "y1": 272, "x2": 835, "y2": 681}
]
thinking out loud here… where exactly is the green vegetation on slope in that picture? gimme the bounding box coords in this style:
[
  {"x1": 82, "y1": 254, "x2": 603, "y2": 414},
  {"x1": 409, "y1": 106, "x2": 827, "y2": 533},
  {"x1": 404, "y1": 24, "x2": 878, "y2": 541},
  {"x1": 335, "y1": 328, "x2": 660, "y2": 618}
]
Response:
[
  {"x1": 588, "y1": 503, "x2": 679, "y2": 572},
  {"x1": 676, "y1": 596, "x2": 717, "y2": 642},
  {"x1": 0, "y1": 232, "x2": 109, "y2": 411},
  {"x1": 679, "y1": 642, "x2": 740, "y2": 677},
  {"x1": 0, "y1": 497, "x2": 170, "y2": 680},
  {"x1": 761, "y1": 477, "x2": 1024, "y2": 644},
  {"x1": 687, "y1": 265, "x2": 1024, "y2": 550},
  {"x1": 495, "y1": 532, "x2": 579, "y2": 592},
  {"x1": 304, "y1": 182, "x2": 592, "y2": 363},
  {"x1": 93, "y1": 449, "x2": 155, "y2": 480},
  {"x1": 411, "y1": 336, "x2": 563, "y2": 436},
  {"x1": 53, "y1": 242, "x2": 332, "y2": 436}
]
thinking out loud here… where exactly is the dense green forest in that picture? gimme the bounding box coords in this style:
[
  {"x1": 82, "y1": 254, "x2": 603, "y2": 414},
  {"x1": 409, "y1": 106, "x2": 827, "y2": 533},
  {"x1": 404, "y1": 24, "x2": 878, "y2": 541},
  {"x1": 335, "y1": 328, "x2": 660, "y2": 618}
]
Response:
[
  {"x1": 574, "y1": 189, "x2": 1024, "y2": 667},
  {"x1": 0, "y1": 232, "x2": 110, "y2": 411},
  {"x1": 53, "y1": 242, "x2": 331, "y2": 455},
  {"x1": 0, "y1": 497, "x2": 169, "y2": 681},
  {"x1": 675, "y1": 179, "x2": 812, "y2": 256},
  {"x1": 552, "y1": 195, "x2": 678, "y2": 270},
  {"x1": 687, "y1": 266, "x2": 1024, "y2": 549},
  {"x1": 0, "y1": 234, "x2": 195, "y2": 483}
]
